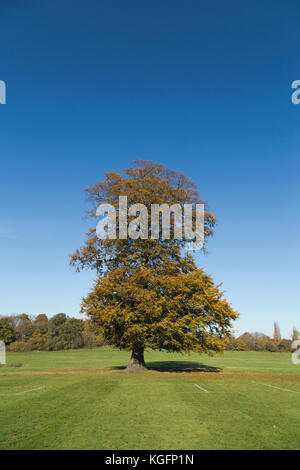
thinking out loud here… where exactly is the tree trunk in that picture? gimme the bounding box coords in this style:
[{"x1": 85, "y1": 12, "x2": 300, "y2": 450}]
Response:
[{"x1": 125, "y1": 348, "x2": 147, "y2": 372}]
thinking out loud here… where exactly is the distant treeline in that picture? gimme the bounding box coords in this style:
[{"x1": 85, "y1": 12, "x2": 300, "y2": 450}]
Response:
[
  {"x1": 226, "y1": 323, "x2": 299, "y2": 352},
  {"x1": 0, "y1": 315, "x2": 298, "y2": 353},
  {"x1": 0, "y1": 313, "x2": 108, "y2": 351}
]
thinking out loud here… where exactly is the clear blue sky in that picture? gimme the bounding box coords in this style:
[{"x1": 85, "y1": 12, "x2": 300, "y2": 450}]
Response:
[{"x1": 0, "y1": 1, "x2": 299, "y2": 338}]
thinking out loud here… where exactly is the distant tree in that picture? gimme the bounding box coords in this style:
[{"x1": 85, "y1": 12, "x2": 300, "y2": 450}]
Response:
[
  {"x1": 59, "y1": 318, "x2": 84, "y2": 349},
  {"x1": 236, "y1": 332, "x2": 255, "y2": 350},
  {"x1": 34, "y1": 314, "x2": 49, "y2": 334},
  {"x1": 82, "y1": 321, "x2": 107, "y2": 348},
  {"x1": 8, "y1": 341, "x2": 28, "y2": 352},
  {"x1": 278, "y1": 339, "x2": 292, "y2": 352},
  {"x1": 5, "y1": 315, "x2": 21, "y2": 334},
  {"x1": 27, "y1": 334, "x2": 46, "y2": 350},
  {"x1": 252, "y1": 332, "x2": 268, "y2": 339},
  {"x1": 23, "y1": 314, "x2": 49, "y2": 351},
  {"x1": 16, "y1": 316, "x2": 34, "y2": 342},
  {"x1": 2, "y1": 313, "x2": 109, "y2": 352},
  {"x1": 225, "y1": 333, "x2": 236, "y2": 350},
  {"x1": 292, "y1": 327, "x2": 299, "y2": 342},
  {"x1": 233, "y1": 338, "x2": 247, "y2": 351},
  {"x1": 47, "y1": 314, "x2": 67, "y2": 349},
  {"x1": 273, "y1": 322, "x2": 281, "y2": 345},
  {"x1": 49, "y1": 313, "x2": 67, "y2": 327},
  {"x1": 19, "y1": 313, "x2": 30, "y2": 321},
  {"x1": 253, "y1": 336, "x2": 270, "y2": 351},
  {"x1": 45, "y1": 315, "x2": 84, "y2": 350},
  {"x1": 265, "y1": 340, "x2": 277, "y2": 352},
  {"x1": 0, "y1": 317, "x2": 15, "y2": 345}
]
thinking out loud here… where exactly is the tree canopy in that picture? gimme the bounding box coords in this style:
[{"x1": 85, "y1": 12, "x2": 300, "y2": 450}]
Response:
[{"x1": 71, "y1": 161, "x2": 238, "y2": 370}]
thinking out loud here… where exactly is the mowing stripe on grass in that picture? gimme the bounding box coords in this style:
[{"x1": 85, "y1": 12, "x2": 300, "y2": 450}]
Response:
[
  {"x1": 194, "y1": 383, "x2": 209, "y2": 393},
  {"x1": 259, "y1": 383, "x2": 300, "y2": 394},
  {"x1": 14, "y1": 387, "x2": 44, "y2": 396}
]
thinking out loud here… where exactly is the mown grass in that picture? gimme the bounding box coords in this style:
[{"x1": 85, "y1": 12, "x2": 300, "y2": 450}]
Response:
[{"x1": 0, "y1": 349, "x2": 299, "y2": 449}]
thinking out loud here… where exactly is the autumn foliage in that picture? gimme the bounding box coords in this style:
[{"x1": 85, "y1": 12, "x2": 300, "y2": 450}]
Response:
[{"x1": 71, "y1": 161, "x2": 238, "y2": 370}]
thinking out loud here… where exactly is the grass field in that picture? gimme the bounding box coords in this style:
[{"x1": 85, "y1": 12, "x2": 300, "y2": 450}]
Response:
[{"x1": 0, "y1": 348, "x2": 300, "y2": 450}]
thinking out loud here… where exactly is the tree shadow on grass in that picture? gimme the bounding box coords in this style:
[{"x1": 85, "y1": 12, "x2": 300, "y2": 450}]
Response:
[
  {"x1": 110, "y1": 361, "x2": 222, "y2": 373},
  {"x1": 147, "y1": 360, "x2": 221, "y2": 373}
]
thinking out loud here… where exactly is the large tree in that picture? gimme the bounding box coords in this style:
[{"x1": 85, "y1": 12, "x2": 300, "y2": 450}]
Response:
[{"x1": 71, "y1": 160, "x2": 238, "y2": 370}]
